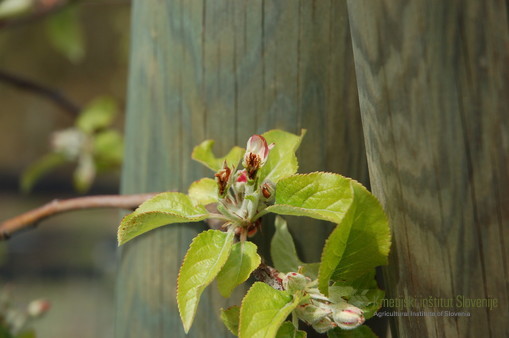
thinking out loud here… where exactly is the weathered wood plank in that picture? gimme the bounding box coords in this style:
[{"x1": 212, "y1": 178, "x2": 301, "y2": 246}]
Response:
[
  {"x1": 348, "y1": 1, "x2": 509, "y2": 337},
  {"x1": 117, "y1": 1, "x2": 365, "y2": 337}
]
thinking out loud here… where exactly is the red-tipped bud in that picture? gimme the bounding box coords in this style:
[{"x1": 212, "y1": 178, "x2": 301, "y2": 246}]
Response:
[
  {"x1": 282, "y1": 272, "x2": 309, "y2": 293},
  {"x1": 27, "y1": 299, "x2": 51, "y2": 318},
  {"x1": 332, "y1": 304, "x2": 365, "y2": 330}
]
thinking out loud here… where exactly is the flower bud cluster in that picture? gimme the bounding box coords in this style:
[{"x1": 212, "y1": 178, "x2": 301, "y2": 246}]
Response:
[
  {"x1": 281, "y1": 272, "x2": 365, "y2": 333},
  {"x1": 0, "y1": 289, "x2": 50, "y2": 336},
  {"x1": 214, "y1": 135, "x2": 275, "y2": 239}
]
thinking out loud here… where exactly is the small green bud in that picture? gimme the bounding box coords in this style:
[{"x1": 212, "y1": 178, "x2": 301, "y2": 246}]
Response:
[
  {"x1": 283, "y1": 272, "x2": 309, "y2": 293},
  {"x1": 294, "y1": 301, "x2": 332, "y2": 325},
  {"x1": 311, "y1": 316, "x2": 337, "y2": 333},
  {"x1": 332, "y1": 303, "x2": 365, "y2": 330}
]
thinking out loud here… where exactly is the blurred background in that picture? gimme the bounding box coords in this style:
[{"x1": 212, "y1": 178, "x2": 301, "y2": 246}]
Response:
[{"x1": 0, "y1": 0, "x2": 131, "y2": 336}]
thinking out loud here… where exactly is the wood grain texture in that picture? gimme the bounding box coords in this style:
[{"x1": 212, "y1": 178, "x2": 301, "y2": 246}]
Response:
[
  {"x1": 117, "y1": 1, "x2": 365, "y2": 337},
  {"x1": 347, "y1": 1, "x2": 509, "y2": 337}
]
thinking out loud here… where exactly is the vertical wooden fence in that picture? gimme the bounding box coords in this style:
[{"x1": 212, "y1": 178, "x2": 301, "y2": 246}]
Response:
[
  {"x1": 118, "y1": 0, "x2": 509, "y2": 337},
  {"x1": 348, "y1": 1, "x2": 509, "y2": 337},
  {"x1": 117, "y1": 1, "x2": 365, "y2": 337}
]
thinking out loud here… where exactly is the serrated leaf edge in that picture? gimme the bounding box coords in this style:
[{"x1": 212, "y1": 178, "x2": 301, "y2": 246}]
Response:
[
  {"x1": 117, "y1": 210, "x2": 209, "y2": 245},
  {"x1": 238, "y1": 282, "x2": 299, "y2": 338},
  {"x1": 176, "y1": 229, "x2": 234, "y2": 333}
]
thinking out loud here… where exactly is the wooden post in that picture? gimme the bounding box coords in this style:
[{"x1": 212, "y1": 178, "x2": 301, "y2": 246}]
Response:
[
  {"x1": 348, "y1": 1, "x2": 509, "y2": 337},
  {"x1": 117, "y1": 1, "x2": 365, "y2": 337}
]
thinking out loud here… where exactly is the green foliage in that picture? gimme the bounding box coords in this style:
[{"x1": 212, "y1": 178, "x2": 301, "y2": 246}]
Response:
[
  {"x1": 15, "y1": 330, "x2": 36, "y2": 338},
  {"x1": 271, "y1": 216, "x2": 303, "y2": 273},
  {"x1": 21, "y1": 96, "x2": 123, "y2": 193},
  {"x1": 239, "y1": 282, "x2": 300, "y2": 338},
  {"x1": 20, "y1": 153, "x2": 67, "y2": 193},
  {"x1": 258, "y1": 129, "x2": 305, "y2": 183},
  {"x1": 77, "y1": 97, "x2": 118, "y2": 134},
  {"x1": 328, "y1": 270, "x2": 384, "y2": 320},
  {"x1": 217, "y1": 241, "x2": 261, "y2": 298},
  {"x1": 318, "y1": 181, "x2": 390, "y2": 294},
  {"x1": 192, "y1": 140, "x2": 244, "y2": 171},
  {"x1": 264, "y1": 173, "x2": 354, "y2": 223},
  {"x1": 117, "y1": 192, "x2": 209, "y2": 245},
  {"x1": 330, "y1": 181, "x2": 391, "y2": 281},
  {"x1": 220, "y1": 306, "x2": 241, "y2": 336},
  {"x1": 93, "y1": 130, "x2": 124, "y2": 166},
  {"x1": 276, "y1": 322, "x2": 307, "y2": 338},
  {"x1": 177, "y1": 229, "x2": 235, "y2": 333},
  {"x1": 45, "y1": 7, "x2": 85, "y2": 63},
  {"x1": 116, "y1": 129, "x2": 391, "y2": 336},
  {"x1": 187, "y1": 178, "x2": 218, "y2": 205}
]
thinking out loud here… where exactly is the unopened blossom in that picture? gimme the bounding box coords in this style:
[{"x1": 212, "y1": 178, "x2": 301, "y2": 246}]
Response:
[
  {"x1": 242, "y1": 135, "x2": 274, "y2": 179},
  {"x1": 282, "y1": 272, "x2": 309, "y2": 293},
  {"x1": 51, "y1": 128, "x2": 87, "y2": 159},
  {"x1": 294, "y1": 301, "x2": 332, "y2": 325},
  {"x1": 312, "y1": 316, "x2": 337, "y2": 333},
  {"x1": 332, "y1": 303, "x2": 365, "y2": 330},
  {"x1": 27, "y1": 299, "x2": 51, "y2": 318}
]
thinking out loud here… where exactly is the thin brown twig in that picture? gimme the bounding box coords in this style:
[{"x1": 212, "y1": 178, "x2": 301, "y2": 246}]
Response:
[
  {"x1": 0, "y1": 69, "x2": 81, "y2": 117},
  {"x1": 0, "y1": 193, "x2": 158, "y2": 240}
]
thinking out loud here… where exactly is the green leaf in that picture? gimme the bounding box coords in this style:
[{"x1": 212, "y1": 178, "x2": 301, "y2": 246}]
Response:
[
  {"x1": 20, "y1": 152, "x2": 67, "y2": 193},
  {"x1": 317, "y1": 205, "x2": 355, "y2": 295},
  {"x1": 76, "y1": 97, "x2": 118, "y2": 134},
  {"x1": 264, "y1": 172, "x2": 354, "y2": 224},
  {"x1": 117, "y1": 192, "x2": 209, "y2": 245},
  {"x1": 220, "y1": 305, "x2": 241, "y2": 335},
  {"x1": 93, "y1": 129, "x2": 124, "y2": 166},
  {"x1": 15, "y1": 330, "x2": 36, "y2": 338},
  {"x1": 188, "y1": 178, "x2": 218, "y2": 205},
  {"x1": 0, "y1": 323, "x2": 13, "y2": 338},
  {"x1": 271, "y1": 216, "x2": 303, "y2": 273},
  {"x1": 327, "y1": 325, "x2": 376, "y2": 338},
  {"x1": 239, "y1": 282, "x2": 300, "y2": 338},
  {"x1": 177, "y1": 229, "x2": 235, "y2": 333},
  {"x1": 258, "y1": 129, "x2": 306, "y2": 183},
  {"x1": 318, "y1": 181, "x2": 390, "y2": 294},
  {"x1": 276, "y1": 322, "x2": 307, "y2": 338},
  {"x1": 217, "y1": 241, "x2": 261, "y2": 297},
  {"x1": 192, "y1": 140, "x2": 244, "y2": 171},
  {"x1": 300, "y1": 263, "x2": 320, "y2": 280},
  {"x1": 45, "y1": 7, "x2": 85, "y2": 63},
  {"x1": 329, "y1": 270, "x2": 384, "y2": 319}
]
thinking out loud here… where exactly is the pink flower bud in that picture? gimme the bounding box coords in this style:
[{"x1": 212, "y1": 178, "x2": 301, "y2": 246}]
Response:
[
  {"x1": 332, "y1": 304, "x2": 365, "y2": 330},
  {"x1": 236, "y1": 170, "x2": 248, "y2": 183},
  {"x1": 27, "y1": 299, "x2": 51, "y2": 318},
  {"x1": 242, "y1": 135, "x2": 273, "y2": 179}
]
